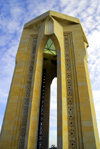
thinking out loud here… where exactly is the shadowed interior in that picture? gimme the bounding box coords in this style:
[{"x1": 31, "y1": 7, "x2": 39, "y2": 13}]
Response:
[{"x1": 37, "y1": 38, "x2": 57, "y2": 149}]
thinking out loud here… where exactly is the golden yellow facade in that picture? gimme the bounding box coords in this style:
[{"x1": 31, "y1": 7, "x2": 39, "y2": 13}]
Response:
[{"x1": 0, "y1": 11, "x2": 100, "y2": 149}]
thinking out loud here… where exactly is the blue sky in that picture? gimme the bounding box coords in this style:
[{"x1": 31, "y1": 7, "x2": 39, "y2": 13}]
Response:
[{"x1": 0, "y1": 0, "x2": 100, "y2": 147}]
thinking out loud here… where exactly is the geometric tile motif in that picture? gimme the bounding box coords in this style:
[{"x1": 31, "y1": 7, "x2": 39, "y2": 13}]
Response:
[
  {"x1": 64, "y1": 32, "x2": 77, "y2": 149},
  {"x1": 19, "y1": 37, "x2": 37, "y2": 149},
  {"x1": 37, "y1": 69, "x2": 46, "y2": 149}
]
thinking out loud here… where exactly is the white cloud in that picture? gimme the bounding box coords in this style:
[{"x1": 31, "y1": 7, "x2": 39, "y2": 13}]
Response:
[
  {"x1": 0, "y1": 89, "x2": 7, "y2": 100},
  {"x1": 87, "y1": 30, "x2": 100, "y2": 90},
  {"x1": 0, "y1": 35, "x2": 10, "y2": 47}
]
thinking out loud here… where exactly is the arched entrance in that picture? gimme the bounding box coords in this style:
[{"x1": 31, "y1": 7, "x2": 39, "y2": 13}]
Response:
[{"x1": 37, "y1": 37, "x2": 57, "y2": 149}]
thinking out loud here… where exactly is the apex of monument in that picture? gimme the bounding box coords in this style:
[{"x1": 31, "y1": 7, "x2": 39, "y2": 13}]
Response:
[
  {"x1": 24, "y1": 10, "x2": 80, "y2": 28},
  {"x1": 24, "y1": 10, "x2": 88, "y2": 46}
]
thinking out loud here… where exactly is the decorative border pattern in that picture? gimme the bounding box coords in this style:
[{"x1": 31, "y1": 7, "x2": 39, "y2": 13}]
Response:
[
  {"x1": 64, "y1": 32, "x2": 77, "y2": 148},
  {"x1": 19, "y1": 36, "x2": 37, "y2": 148},
  {"x1": 37, "y1": 69, "x2": 46, "y2": 149}
]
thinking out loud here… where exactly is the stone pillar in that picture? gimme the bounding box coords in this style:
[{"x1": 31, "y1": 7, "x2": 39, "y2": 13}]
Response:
[
  {"x1": 63, "y1": 24, "x2": 100, "y2": 149},
  {"x1": 0, "y1": 29, "x2": 37, "y2": 149}
]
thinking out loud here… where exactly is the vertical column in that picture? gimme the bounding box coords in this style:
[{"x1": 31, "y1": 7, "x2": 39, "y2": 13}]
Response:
[
  {"x1": 26, "y1": 37, "x2": 44, "y2": 149},
  {"x1": 64, "y1": 32, "x2": 81, "y2": 149},
  {"x1": 18, "y1": 36, "x2": 37, "y2": 149},
  {"x1": 0, "y1": 29, "x2": 37, "y2": 149},
  {"x1": 52, "y1": 18, "x2": 69, "y2": 149},
  {"x1": 63, "y1": 24, "x2": 100, "y2": 149},
  {"x1": 71, "y1": 25, "x2": 100, "y2": 149},
  {"x1": 57, "y1": 49, "x2": 63, "y2": 149},
  {"x1": 57, "y1": 39, "x2": 69, "y2": 149},
  {"x1": 54, "y1": 32, "x2": 69, "y2": 149}
]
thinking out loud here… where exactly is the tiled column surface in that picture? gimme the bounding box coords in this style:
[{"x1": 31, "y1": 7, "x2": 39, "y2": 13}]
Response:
[
  {"x1": 64, "y1": 32, "x2": 82, "y2": 149},
  {"x1": 18, "y1": 35, "x2": 37, "y2": 149},
  {"x1": 52, "y1": 19, "x2": 69, "y2": 149},
  {"x1": 57, "y1": 48, "x2": 63, "y2": 149},
  {"x1": 26, "y1": 36, "x2": 44, "y2": 149},
  {"x1": 71, "y1": 25, "x2": 100, "y2": 149},
  {"x1": 63, "y1": 24, "x2": 100, "y2": 149},
  {"x1": 0, "y1": 29, "x2": 37, "y2": 149},
  {"x1": 54, "y1": 22, "x2": 69, "y2": 148}
]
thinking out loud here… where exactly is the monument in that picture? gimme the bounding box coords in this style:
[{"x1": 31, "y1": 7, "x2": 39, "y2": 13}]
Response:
[{"x1": 0, "y1": 11, "x2": 100, "y2": 149}]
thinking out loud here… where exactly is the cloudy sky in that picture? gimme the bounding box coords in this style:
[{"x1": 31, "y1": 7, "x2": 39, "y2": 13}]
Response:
[{"x1": 0, "y1": 0, "x2": 100, "y2": 147}]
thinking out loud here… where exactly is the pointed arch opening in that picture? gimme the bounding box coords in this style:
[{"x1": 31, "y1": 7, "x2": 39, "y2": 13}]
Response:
[
  {"x1": 37, "y1": 35, "x2": 61, "y2": 149},
  {"x1": 43, "y1": 38, "x2": 57, "y2": 147},
  {"x1": 44, "y1": 38, "x2": 56, "y2": 55}
]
